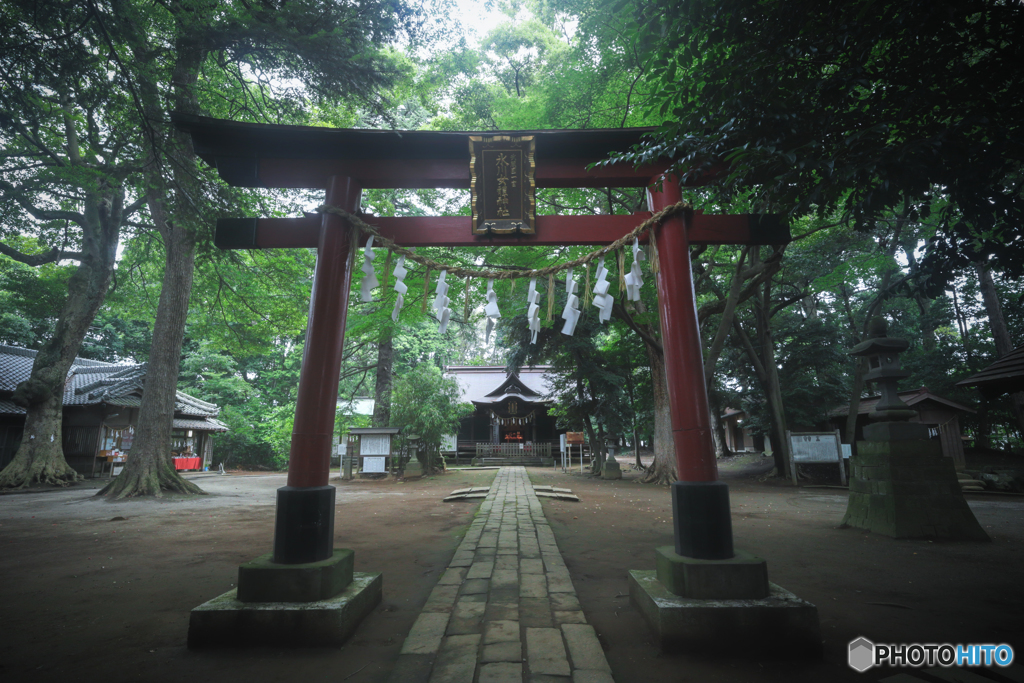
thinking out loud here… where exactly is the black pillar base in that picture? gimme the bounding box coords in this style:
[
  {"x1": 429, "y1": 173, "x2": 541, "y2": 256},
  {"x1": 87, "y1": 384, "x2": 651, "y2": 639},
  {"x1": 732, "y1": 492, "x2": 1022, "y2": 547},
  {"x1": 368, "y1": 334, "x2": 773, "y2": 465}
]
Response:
[
  {"x1": 671, "y1": 481, "x2": 734, "y2": 560},
  {"x1": 273, "y1": 485, "x2": 336, "y2": 564}
]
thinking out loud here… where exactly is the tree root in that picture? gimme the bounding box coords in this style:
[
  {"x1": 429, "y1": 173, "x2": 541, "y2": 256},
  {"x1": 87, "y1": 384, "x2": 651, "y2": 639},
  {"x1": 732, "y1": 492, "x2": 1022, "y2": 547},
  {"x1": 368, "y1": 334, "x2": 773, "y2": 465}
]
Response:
[
  {"x1": 639, "y1": 467, "x2": 675, "y2": 485},
  {"x1": 0, "y1": 455, "x2": 81, "y2": 489},
  {"x1": 96, "y1": 461, "x2": 206, "y2": 499}
]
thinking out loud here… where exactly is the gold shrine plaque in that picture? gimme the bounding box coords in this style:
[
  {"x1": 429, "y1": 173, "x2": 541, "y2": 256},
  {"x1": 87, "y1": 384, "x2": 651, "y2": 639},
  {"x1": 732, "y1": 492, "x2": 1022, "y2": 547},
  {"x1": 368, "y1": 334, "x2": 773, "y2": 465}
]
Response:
[{"x1": 470, "y1": 135, "x2": 536, "y2": 235}]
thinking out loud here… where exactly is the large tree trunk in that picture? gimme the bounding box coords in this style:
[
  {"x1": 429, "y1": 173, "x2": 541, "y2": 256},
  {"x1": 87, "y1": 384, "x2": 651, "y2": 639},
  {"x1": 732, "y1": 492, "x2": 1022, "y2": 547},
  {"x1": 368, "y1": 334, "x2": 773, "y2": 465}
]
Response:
[
  {"x1": 975, "y1": 262, "x2": 1024, "y2": 438},
  {"x1": 844, "y1": 358, "x2": 868, "y2": 454},
  {"x1": 950, "y1": 283, "x2": 974, "y2": 365},
  {"x1": 641, "y1": 344, "x2": 677, "y2": 484},
  {"x1": 708, "y1": 389, "x2": 732, "y2": 457},
  {"x1": 99, "y1": 223, "x2": 204, "y2": 498},
  {"x1": 753, "y1": 283, "x2": 792, "y2": 478},
  {"x1": 0, "y1": 188, "x2": 123, "y2": 489},
  {"x1": 901, "y1": 236, "x2": 937, "y2": 351},
  {"x1": 98, "y1": 25, "x2": 207, "y2": 498},
  {"x1": 372, "y1": 331, "x2": 394, "y2": 428},
  {"x1": 732, "y1": 311, "x2": 790, "y2": 479},
  {"x1": 621, "y1": 351, "x2": 644, "y2": 470},
  {"x1": 571, "y1": 369, "x2": 602, "y2": 474}
]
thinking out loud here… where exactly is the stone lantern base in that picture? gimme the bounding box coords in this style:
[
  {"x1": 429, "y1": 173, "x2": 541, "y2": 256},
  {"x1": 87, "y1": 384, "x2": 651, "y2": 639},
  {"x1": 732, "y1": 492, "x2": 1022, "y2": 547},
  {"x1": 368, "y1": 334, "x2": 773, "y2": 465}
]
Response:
[{"x1": 841, "y1": 440, "x2": 989, "y2": 541}]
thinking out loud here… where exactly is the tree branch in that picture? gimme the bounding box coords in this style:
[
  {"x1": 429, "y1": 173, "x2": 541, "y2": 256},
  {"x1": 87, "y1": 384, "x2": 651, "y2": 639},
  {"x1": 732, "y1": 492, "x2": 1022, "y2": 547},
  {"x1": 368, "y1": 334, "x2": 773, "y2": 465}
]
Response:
[
  {"x1": 0, "y1": 241, "x2": 82, "y2": 265},
  {"x1": 612, "y1": 299, "x2": 663, "y2": 354},
  {"x1": 0, "y1": 178, "x2": 85, "y2": 226}
]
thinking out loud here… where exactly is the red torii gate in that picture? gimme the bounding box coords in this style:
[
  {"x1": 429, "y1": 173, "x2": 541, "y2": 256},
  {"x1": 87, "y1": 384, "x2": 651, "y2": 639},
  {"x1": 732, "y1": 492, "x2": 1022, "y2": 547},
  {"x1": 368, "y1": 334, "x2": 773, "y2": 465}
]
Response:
[{"x1": 176, "y1": 115, "x2": 789, "y2": 567}]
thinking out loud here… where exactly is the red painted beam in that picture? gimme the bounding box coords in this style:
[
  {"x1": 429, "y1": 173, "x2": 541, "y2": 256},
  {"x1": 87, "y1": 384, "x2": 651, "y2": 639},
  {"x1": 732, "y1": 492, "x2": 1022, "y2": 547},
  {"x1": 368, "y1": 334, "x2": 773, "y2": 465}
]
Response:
[
  {"x1": 252, "y1": 158, "x2": 671, "y2": 189},
  {"x1": 243, "y1": 213, "x2": 788, "y2": 249}
]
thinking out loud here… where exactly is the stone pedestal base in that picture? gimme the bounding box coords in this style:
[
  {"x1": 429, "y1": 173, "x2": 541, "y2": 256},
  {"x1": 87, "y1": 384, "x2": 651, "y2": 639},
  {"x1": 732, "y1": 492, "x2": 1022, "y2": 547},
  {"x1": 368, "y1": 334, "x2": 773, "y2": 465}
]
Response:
[
  {"x1": 655, "y1": 547, "x2": 768, "y2": 599},
  {"x1": 237, "y1": 548, "x2": 353, "y2": 603},
  {"x1": 403, "y1": 460, "x2": 423, "y2": 477},
  {"x1": 601, "y1": 458, "x2": 622, "y2": 480},
  {"x1": 629, "y1": 570, "x2": 821, "y2": 657},
  {"x1": 187, "y1": 572, "x2": 382, "y2": 648},
  {"x1": 841, "y1": 440, "x2": 989, "y2": 541}
]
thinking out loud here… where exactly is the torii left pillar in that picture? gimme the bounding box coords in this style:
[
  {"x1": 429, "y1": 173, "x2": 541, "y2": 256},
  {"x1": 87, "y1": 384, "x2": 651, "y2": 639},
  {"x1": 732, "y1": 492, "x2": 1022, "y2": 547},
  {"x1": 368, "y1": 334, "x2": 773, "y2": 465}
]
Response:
[
  {"x1": 188, "y1": 176, "x2": 382, "y2": 649},
  {"x1": 274, "y1": 176, "x2": 359, "y2": 563}
]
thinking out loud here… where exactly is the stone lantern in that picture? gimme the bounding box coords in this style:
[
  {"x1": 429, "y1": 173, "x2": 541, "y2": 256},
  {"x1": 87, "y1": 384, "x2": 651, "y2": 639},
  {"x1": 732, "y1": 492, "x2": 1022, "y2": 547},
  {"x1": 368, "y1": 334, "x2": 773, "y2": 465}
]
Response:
[
  {"x1": 840, "y1": 318, "x2": 988, "y2": 541},
  {"x1": 849, "y1": 317, "x2": 928, "y2": 441},
  {"x1": 403, "y1": 434, "x2": 423, "y2": 477}
]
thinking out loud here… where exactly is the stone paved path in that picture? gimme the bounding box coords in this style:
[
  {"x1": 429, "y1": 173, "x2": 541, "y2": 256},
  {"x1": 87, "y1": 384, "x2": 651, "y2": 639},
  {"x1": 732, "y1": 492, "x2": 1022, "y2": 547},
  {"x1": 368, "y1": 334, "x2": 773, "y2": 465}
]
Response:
[{"x1": 388, "y1": 467, "x2": 613, "y2": 683}]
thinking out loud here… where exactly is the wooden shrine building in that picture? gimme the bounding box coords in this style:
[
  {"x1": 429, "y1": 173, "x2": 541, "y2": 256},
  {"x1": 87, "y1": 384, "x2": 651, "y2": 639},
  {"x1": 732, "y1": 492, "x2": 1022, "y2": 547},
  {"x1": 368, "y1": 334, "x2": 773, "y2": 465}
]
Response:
[{"x1": 446, "y1": 366, "x2": 560, "y2": 458}]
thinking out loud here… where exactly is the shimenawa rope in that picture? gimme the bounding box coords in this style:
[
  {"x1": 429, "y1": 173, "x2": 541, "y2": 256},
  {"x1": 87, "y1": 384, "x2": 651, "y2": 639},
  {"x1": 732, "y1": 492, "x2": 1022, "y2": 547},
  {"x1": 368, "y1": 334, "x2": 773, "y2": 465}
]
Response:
[{"x1": 315, "y1": 201, "x2": 689, "y2": 281}]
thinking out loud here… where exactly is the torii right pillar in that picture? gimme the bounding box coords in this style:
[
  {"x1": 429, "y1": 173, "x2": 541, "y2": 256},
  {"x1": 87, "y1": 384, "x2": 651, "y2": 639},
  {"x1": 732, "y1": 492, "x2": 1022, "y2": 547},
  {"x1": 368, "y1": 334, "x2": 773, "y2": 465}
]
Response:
[{"x1": 628, "y1": 175, "x2": 822, "y2": 658}]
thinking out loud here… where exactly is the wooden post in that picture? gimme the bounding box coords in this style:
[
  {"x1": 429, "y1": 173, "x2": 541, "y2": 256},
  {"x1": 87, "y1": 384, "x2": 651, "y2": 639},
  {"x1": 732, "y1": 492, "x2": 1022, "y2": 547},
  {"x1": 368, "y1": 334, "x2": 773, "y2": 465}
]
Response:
[
  {"x1": 273, "y1": 175, "x2": 361, "y2": 564},
  {"x1": 648, "y1": 178, "x2": 718, "y2": 483},
  {"x1": 648, "y1": 177, "x2": 736, "y2": 559},
  {"x1": 833, "y1": 428, "x2": 847, "y2": 486},
  {"x1": 91, "y1": 421, "x2": 105, "y2": 479},
  {"x1": 287, "y1": 175, "x2": 361, "y2": 488},
  {"x1": 785, "y1": 429, "x2": 798, "y2": 485}
]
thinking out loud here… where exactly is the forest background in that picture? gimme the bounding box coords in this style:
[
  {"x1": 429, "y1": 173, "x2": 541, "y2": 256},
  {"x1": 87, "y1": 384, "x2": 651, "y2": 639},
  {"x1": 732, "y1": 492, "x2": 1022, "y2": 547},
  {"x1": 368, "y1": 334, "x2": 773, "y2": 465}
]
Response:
[{"x1": 1, "y1": 0, "x2": 1022, "y2": 492}]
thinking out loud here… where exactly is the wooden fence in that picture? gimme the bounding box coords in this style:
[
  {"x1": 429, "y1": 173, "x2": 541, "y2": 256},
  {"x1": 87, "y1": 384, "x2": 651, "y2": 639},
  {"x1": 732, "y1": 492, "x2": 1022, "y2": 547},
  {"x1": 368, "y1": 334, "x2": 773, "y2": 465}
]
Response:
[{"x1": 475, "y1": 443, "x2": 552, "y2": 458}]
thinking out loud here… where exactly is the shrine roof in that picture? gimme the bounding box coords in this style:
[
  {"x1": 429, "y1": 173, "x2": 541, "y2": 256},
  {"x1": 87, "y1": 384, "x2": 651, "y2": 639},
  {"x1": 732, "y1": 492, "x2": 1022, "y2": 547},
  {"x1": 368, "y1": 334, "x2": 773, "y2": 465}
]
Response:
[
  {"x1": 445, "y1": 366, "x2": 554, "y2": 404},
  {"x1": 829, "y1": 387, "x2": 975, "y2": 417},
  {"x1": 0, "y1": 344, "x2": 224, "y2": 422},
  {"x1": 956, "y1": 345, "x2": 1024, "y2": 398},
  {"x1": 174, "y1": 114, "x2": 657, "y2": 164}
]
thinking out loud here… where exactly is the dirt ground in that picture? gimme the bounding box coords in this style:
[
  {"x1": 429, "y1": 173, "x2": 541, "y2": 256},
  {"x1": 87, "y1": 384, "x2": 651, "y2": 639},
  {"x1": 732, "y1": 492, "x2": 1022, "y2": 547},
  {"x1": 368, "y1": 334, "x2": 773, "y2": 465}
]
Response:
[{"x1": 1, "y1": 458, "x2": 1021, "y2": 683}]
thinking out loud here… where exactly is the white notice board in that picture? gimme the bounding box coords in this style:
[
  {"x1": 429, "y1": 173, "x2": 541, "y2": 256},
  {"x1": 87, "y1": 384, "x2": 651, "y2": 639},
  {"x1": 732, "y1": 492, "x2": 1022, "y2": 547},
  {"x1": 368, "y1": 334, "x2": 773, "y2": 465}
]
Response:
[
  {"x1": 360, "y1": 435, "x2": 391, "y2": 456},
  {"x1": 441, "y1": 434, "x2": 458, "y2": 452},
  {"x1": 787, "y1": 430, "x2": 847, "y2": 486},
  {"x1": 362, "y1": 456, "x2": 387, "y2": 473},
  {"x1": 791, "y1": 434, "x2": 841, "y2": 463}
]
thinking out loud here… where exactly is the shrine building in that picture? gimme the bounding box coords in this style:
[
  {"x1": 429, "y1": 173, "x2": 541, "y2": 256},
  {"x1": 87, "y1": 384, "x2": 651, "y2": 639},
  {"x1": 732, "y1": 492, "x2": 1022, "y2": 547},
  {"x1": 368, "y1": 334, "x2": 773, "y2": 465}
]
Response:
[{"x1": 446, "y1": 366, "x2": 561, "y2": 461}]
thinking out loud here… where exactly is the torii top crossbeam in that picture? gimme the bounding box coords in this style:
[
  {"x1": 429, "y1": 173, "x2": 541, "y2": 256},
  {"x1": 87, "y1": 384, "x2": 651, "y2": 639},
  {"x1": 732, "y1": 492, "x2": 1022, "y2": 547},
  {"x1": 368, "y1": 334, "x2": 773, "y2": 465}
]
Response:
[
  {"x1": 174, "y1": 114, "x2": 787, "y2": 248},
  {"x1": 176, "y1": 114, "x2": 788, "y2": 566}
]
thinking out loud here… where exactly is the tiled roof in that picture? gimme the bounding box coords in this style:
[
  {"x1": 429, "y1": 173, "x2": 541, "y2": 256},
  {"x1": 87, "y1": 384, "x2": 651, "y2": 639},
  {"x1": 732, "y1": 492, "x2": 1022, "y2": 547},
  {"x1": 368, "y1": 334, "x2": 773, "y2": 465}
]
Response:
[
  {"x1": 0, "y1": 399, "x2": 26, "y2": 415},
  {"x1": 956, "y1": 346, "x2": 1024, "y2": 398},
  {"x1": 445, "y1": 366, "x2": 554, "y2": 404},
  {"x1": 0, "y1": 344, "x2": 221, "y2": 419},
  {"x1": 173, "y1": 417, "x2": 229, "y2": 432},
  {"x1": 829, "y1": 387, "x2": 975, "y2": 417},
  {"x1": 0, "y1": 346, "x2": 40, "y2": 392}
]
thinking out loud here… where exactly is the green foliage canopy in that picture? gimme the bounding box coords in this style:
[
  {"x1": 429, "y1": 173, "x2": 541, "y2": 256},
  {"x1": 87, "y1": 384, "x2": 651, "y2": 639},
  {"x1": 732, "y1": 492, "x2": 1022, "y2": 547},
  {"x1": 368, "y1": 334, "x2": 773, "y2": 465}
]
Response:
[{"x1": 611, "y1": 0, "x2": 1024, "y2": 280}]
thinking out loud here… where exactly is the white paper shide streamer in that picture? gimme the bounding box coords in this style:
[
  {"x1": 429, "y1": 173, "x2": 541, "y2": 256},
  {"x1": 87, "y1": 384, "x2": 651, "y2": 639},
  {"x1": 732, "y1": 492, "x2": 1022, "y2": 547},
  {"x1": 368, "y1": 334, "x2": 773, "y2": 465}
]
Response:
[
  {"x1": 433, "y1": 270, "x2": 451, "y2": 334},
  {"x1": 526, "y1": 277, "x2": 541, "y2": 344},
  {"x1": 359, "y1": 236, "x2": 379, "y2": 303},
  {"x1": 391, "y1": 255, "x2": 408, "y2": 322},
  {"x1": 484, "y1": 279, "x2": 501, "y2": 342},
  {"x1": 591, "y1": 256, "x2": 613, "y2": 323},
  {"x1": 624, "y1": 237, "x2": 646, "y2": 302},
  {"x1": 560, "y1": 268, "x2": 580, "y2": 336}
]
